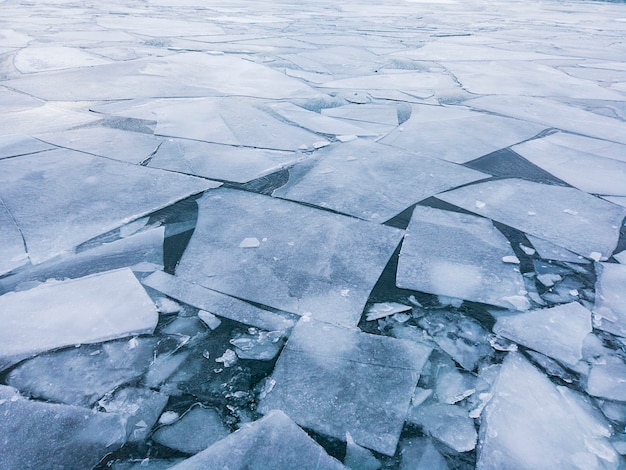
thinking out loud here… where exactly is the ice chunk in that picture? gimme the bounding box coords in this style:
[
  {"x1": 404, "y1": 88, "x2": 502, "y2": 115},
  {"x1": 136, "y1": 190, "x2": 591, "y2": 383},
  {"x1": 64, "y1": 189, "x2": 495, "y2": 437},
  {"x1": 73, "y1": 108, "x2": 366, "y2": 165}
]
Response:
[
  {"x1": 153, "y1": 405, "x2": 230, "y2": 454},
  {"x1": 274, "y1": 140, "x2": 487, "y2": 222},
  {"x1": 437, "y1": 178, "x2": 626, "y2": 260},
  {"x1": 198, "y1": 311, "x2": 222, "y2": 330},
  {"x1": 4, "y1": 52, "x2": 319, "y2": 101},
  {"x1": 0, "y1": 149, "x2": 218, "y2": 264},
  {"x1": 615, "y1": 250, "x2": 626, "y2": 264},
  {"x1": 0, "y1": 385, "x2": 126, "y2": 469},
  {"x1": 0, "y1": 201, "x2": 28, "y2": 276},
  {"x1": 6, "y1": 337, "x2": 156, "y2": 407},
  {"x1": 407, "y1": 403, "x2": 477, "y2": 452},
  {"x1": 586, "y1": 356, "x2": 626, "y2": 402},
  {"x1": 593, "y1": 263, "x2": 626, "y2": 338},
  {"x1": 170, "y1": 410, "x2": 345, "y2": 470},
  {"x1": 147, "y1": 138, "x2": 302, "y2": 183},
  {"x1": 527, "y1": 235, "x2": 588, "y2": 264},
  {"x1": 379, "y1": 104, "x2": 545, "y2": 163},
  {"x1": 397, "y1": 206, "x2": 528, "y2": 310},
  {"x1": 99, "y1": 387, "x2": 169, "y2": 442},
  {"x1": 493, "y1": 302, "x2": 592, "y2": 366},
  {"x1": 258, "y1": 319, "x2": 432, "y2": 456},
  {"x1": 435, "y1": 367, "x2": 477, "y2": 404},
  {"x1": 36, "y1": 127, "x2": 162, "y2": 165},
  {"x1": 175, "y1": 189, "x2": 404, "y2": 327},
  {"x1": 0, "y1": 268, "x2": 158, "y2": 371},
  {"x1": 0, "y1": 227, "x2": 164, "y2": 294},
  {"x1": 230, "y1": 330, "x2": 284, "y2": 361},
  {"x1": 513, "y1": 136, "x2": 626, "y2": 196},
  {"x1": 345, "y1": 432, "x2": 381, "y2": 470},
  {"x1": 477, "y1": 353, "x2": 620, "y2": 469},
  {"x1": 399, "y1": 437, "x2": 448, "y2": 470},
  {"x1": 0, "y1": 134, "x2": 54, "y2": 160},
  {"x1": 143, "y1": 270, "x2": 297, "y2": 332},
  {"x1": 366, "y1": 302, "x2": 412, "y2": 321}
]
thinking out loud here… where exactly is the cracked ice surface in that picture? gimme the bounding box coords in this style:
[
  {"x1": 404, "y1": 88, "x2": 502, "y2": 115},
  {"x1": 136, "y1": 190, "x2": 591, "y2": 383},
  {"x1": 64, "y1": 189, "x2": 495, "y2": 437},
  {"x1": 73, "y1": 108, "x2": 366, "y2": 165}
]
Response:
[{"x1": 1, "y1": 0, "x2": 626, "y2": 468}]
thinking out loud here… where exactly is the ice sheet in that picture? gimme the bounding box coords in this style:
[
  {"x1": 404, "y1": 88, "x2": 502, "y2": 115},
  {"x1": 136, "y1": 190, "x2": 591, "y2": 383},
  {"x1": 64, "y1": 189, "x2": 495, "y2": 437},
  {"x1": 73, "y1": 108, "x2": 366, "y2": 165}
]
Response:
[
  {"x1": 493, "y1": 302, "x2": 592, "y2": 366},
  {"x1": 0, "y1": 102, "x2": 100, "y2": 136},
  {"x1": 396, "y1": 205, "x2": 528, "y2": 310},
  {"x1": 437, "y1": 178, "x2": 626, "y2": 260},
  {"x1": 0, "y1": 134, "x2": 54, "y2": 160},
  {"x1": 0, "y1": 149, "x2": 218, "y2": 264},
  {"x1": 593, "y1": 262, "x2": 626, "y2": 338},
  {"x1": 0, "y1": 268, "x2": 158, "y2": 371},
  {"x1": 526, "y1": 235, "x2": 588, "y2": 264},
  {"x1": 379, "y1": 104, "x2": 546, "y2": 163},
  {"x1": 0, "y1": 201, "x2": 28, "y2": 276},
  {"x1": 170, "y1": 410, "x2": 346, "y2": 470},
  {"x1": 274, "y1": 140, "x2": 487, "y2": 222},
  {"x1": 175, "y1": 188, "x2": 404, "y2": 327},
  {"x1": 14, "y1": 46, "x2": 112, "y2": 73},
  {"x1": 258, "y1": 319, "x2": 432, "y2": 456}
]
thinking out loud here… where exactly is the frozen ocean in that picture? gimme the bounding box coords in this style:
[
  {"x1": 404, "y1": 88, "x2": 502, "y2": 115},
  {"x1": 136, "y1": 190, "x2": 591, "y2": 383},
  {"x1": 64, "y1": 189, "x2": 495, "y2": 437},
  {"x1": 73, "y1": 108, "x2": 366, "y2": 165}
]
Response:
[{"x1": 1, "y1": 0, "x2": 625, "y2": 468}]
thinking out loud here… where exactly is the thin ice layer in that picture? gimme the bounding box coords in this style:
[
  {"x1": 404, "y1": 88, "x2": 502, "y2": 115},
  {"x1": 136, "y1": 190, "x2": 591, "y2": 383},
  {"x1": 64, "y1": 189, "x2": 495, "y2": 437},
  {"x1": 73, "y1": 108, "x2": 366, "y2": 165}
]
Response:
[
  {"x1": 0, "y1": 268, "x2": 158, "y2": 371},
  {"x1": 493, "y1": 302, "x2": 592, "y2": 366},
  {"x1": 0, "y1": 149, "x2": 219, "y2": 264},
  {"x1": 513, "y1": 137, "x2": 626, "y2": 196},
  {"x1": 396, "y1": 206, "x2": 528, "y2": 310},
  {"x1": 477, "y1": 353, "x2": 619, "y2": 470},
  {"x1": 437, "y1": 178, "x2": 626, "y2": 260},
  {"x1": 170, "y1": 410, "x2": 345, "y2": 470},
  {"x1": 593, "y1": 262, "x2": 626, "y2": 338},
  {"x1": 258, "y1": 319, "x2": 432, "y2": 456},
  {"x1": 148, "y1": 139, "x2": 302, "y2": 183},
  {"x1": 0, "y1": 201, "x2": 28, "y2": 276},
  {"x1": 274, "y1": 140, "x2": 487, "y2": 223},
  {"x1": 176, "y1": 189, "x2": 404, "y2": 327},
  {"x1": 0, "y1": 385, "x2": 126, "y2": 469},
  {"x1": 380, "y1": 104, "x2": 545, "y2": 163}
]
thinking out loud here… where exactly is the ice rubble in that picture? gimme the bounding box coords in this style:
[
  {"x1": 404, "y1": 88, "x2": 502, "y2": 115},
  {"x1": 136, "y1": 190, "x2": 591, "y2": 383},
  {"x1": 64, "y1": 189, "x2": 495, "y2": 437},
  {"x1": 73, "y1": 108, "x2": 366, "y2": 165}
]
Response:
[
  {"x1": 258, "y1": 319, "x2": 432, "y2": 456},
  {"x1": 0, "y1": 268, "x2": 158, "y2": 371},
  {"x1": 273, "y1": 139, "x2": 487, "y2": 222},
  {"x1": 396, "y1": 205, "x2": 528, "y2": 310}
]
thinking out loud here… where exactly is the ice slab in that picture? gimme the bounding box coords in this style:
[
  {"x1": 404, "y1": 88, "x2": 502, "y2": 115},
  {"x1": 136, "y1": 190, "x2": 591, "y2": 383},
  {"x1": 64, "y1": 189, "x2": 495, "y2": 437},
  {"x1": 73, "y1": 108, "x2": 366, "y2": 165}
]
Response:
[
  {"x1": 0, "y1": 385, "x2": 126, "y2": 469},
  {"x1": 0, "y1": 201, "x2": 28, "y2": 276},
  {"x1": 274, "y1": 140, "x2": 487, "y2": 222},
  {"x1": 408, "y1": 403, "x2": 477, "y2": 452},
  {"x1": 493, "y1": 302, "x2": 592, "y2": 366},
  {"x1": 527, "y1": 235, "x2": 588, "y2": 264},
  {"x1": 0, "y1": 134, "x2": 54, "y2": 160},
  {"x1": 0, "y1": 227, "x2": 164, "y2": 294},
  {"x1": 321, "y1": 103, "x2": 400, "y2": 127},
  {"x1": 436, "y1": 178, "x2": 626, "y2": 260},
  {"x1": 0, "y1": 149, "x2": 218, "y2": 264},
  {"x1": 397, "y1": 205, "x2": 528, "y2": 310},
  {"x1": 99, "y1": 387, "x2": 169, "y2": 442},
  {"x1": 147, "y1": 138, "x2": 302, "y2": 183},
  {"x1": 96, "y1": 15, "x2": 225, "y2": 37},
  {"x1": 477, "y1": 352, "x2": 620, "y2": 470},
  {"x1": 345, "y1": 432, "x2": 381, "y2": 470},
  {"x1": 14, "y1": 46, "x2": 112, "y2": 73},
  {"x1": 0, "y1": 102, "x2": 100, "y2": 136},
  {"x1": 0, "y1": 268, "x2": 158, "y2": 371},
  {"x1": 586, "y1": 356, "x2": 626, "y2": 402},
  {"x1": 170, "y1": 410, "x2": 345, "y2": 470},
  {"x1": 258, "y1": 319, "x2": 432, "y2": 456},
  {"x1": 464, "y1": 96, "x2": 626, "y2": 146},
  {"x1": 6, "y1": 337, "x2": 156, "y2": 407},
  {"x1": 593, "y1": 262, "x2": 626, "y2": 338},
  {"x1": 379, "y1": 104, "x2": 545, "y2": 164},
  {"x1": 513, "y1": 137, "x2": 626, "y2": 196},
  {"x1": 153, "y1": 405, "x2": 230, "y2": 454},
  {"x1": 143, "y1": 270, "x2": 297, "y2": 332},
  {"x1": 3, "y1": 52, "x2": 319, "y2": 101},
  {"x1": 176, "y1": 188, "x2": 404, "y2": 327},
  {"x1": 537, "y1": 132, "x2": 626, "y2": 164},
  {"x1": 399, "y1": 437, "x2": 448, "y2": 470},
  {"x1": 36, "y1": 127, "x2": 162, "y2": 165}
]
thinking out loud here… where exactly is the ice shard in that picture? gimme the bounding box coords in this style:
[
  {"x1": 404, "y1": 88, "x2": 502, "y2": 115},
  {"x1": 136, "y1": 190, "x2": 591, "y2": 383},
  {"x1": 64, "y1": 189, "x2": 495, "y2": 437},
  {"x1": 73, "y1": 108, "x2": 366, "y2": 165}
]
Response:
[
  {"x1": 593, "y1": 262, "x2": 626, "y2": 338},
  {"x1": 0, "y1": 268, "x2": 158, "y2": 371},
  {"x1": 258, "y1": 319, "x2": 432, "y2": 456},
  {"x1": 175, "y1": 188, "x2": 404, "y2": 327},
  {"x1": 437, "y1": 178, "x2": 626, "y2": 260},
  {"x1": 396, "y1": 205, "x2": 528, "y2": 310},
  {"x1": 274, "y1": 140, "x2": 487, "y2": 223}
]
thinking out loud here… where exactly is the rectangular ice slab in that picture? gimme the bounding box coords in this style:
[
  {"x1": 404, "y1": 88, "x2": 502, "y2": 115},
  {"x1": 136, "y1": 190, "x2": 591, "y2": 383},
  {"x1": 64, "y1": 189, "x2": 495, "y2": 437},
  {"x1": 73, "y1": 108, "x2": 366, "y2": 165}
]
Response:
[
  {"x1": 258, "y1": 319, "x2": 432, "y2": 456},
  {"x1": 397, "y1": 206, "x2": 528, "y2": 310},
  {"x1": 593, "y1": 262, "x2": 626, "y2": 338},
  {"x1": 273, "y1": 140, "x2": 487, "y2": 223},
  {"x1": 0, "y1": 149, "x2": 219, "y2": 264},
  {"x1": 143, "y1": 270, "x2": 297, "y2": 332},
  {"x1": 379, "y1": 104, "x2": 545, "y2": 164},
  {"x1": 0, "y1": 385, "x2": 126, "y2": 470},
  {"x1": 437, "y1": 178, "x2": 626, "y2": 260},
  {"x1": 0, "y1": 268, "x2": 158, "y2": 371},
  {"x1": 176, "y1": 189, "x2": 404, "y2": 327},
  {"x1": 478, "y1": 353, "x2": 619, "y2": 470},
  {"x1": 171, "y1": 410, "x2": 346, "y2": 470},
  {"x1": 493, "y1": 302, "x2": 592, "y2": 366}
]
